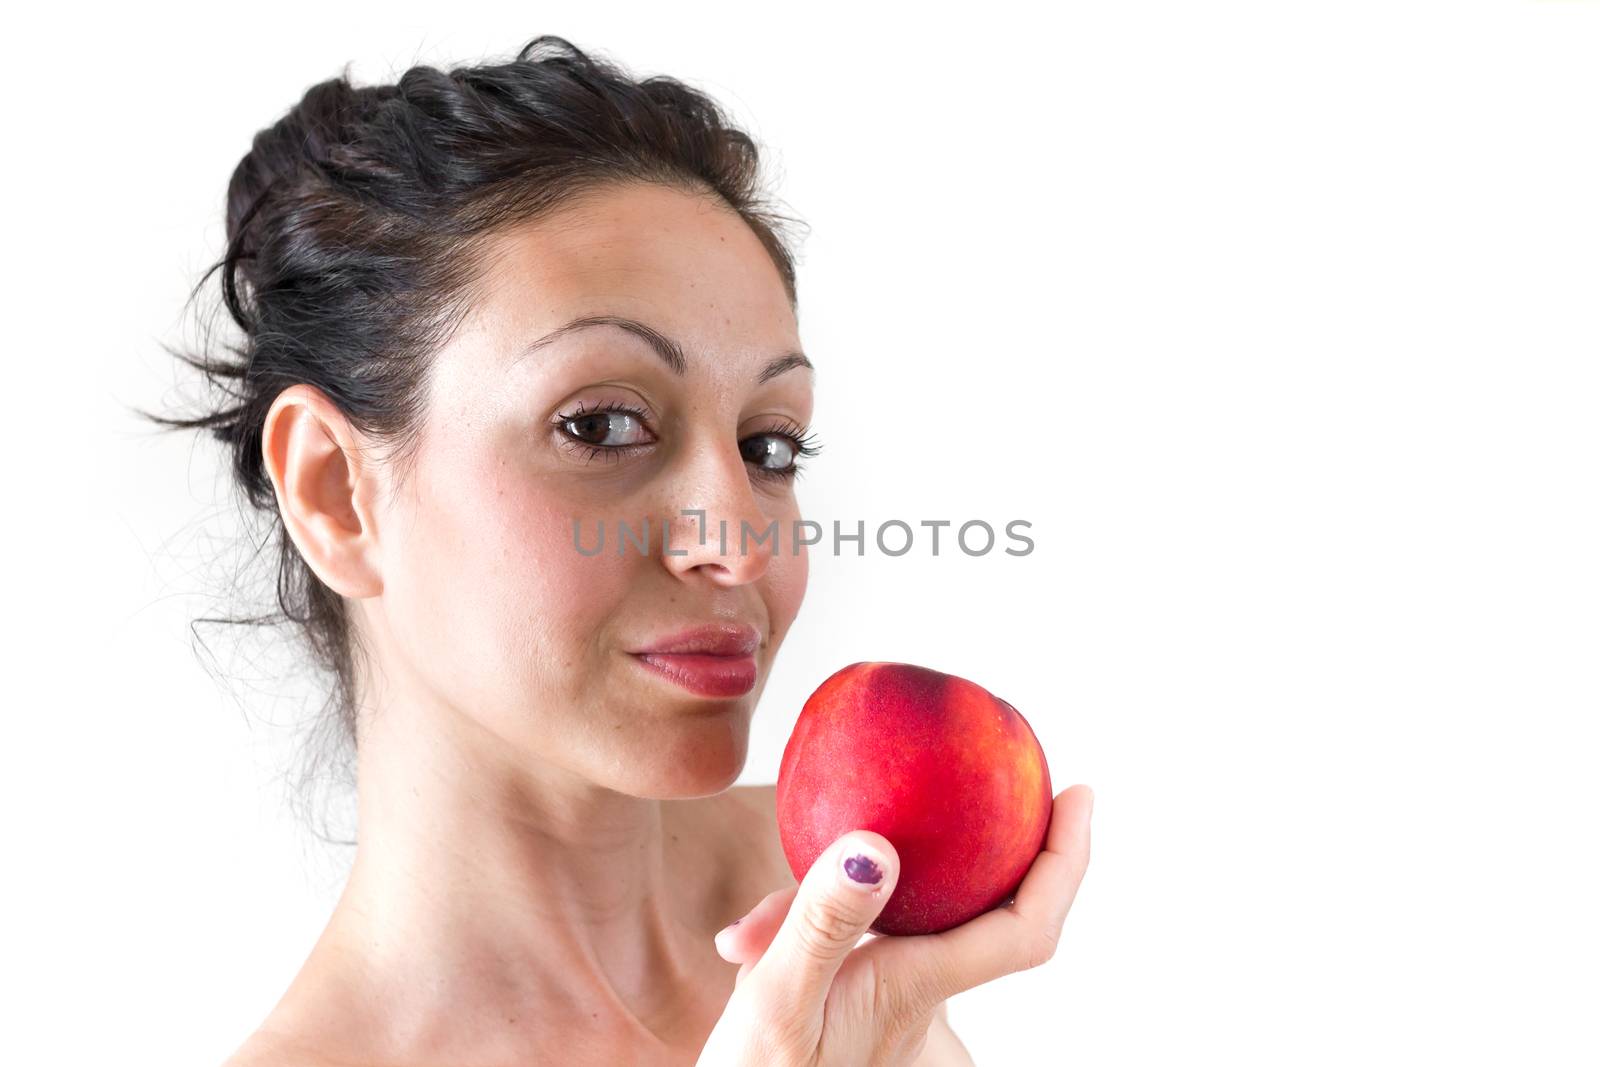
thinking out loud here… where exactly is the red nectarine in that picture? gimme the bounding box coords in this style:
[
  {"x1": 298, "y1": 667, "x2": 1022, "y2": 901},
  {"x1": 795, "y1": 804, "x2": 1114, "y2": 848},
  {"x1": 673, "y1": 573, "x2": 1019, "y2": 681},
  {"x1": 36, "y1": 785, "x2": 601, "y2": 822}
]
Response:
[{"x1": 775, "y1": 662, "x2": 1053, "y2": 936}]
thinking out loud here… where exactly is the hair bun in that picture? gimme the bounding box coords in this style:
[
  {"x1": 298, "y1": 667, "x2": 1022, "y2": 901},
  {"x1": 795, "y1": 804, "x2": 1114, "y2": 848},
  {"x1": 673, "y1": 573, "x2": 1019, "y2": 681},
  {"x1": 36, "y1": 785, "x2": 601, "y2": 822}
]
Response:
[{"x1": 225, "y1": 75, "x2": 389, "y2": 248}]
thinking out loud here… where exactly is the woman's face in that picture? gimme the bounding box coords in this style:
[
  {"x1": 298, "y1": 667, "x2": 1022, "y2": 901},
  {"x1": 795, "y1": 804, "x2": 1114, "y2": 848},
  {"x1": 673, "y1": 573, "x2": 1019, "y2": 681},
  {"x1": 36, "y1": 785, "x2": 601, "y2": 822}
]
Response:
[{"x1": 368, "y1": 182, "x2": 812, "y2": 797}]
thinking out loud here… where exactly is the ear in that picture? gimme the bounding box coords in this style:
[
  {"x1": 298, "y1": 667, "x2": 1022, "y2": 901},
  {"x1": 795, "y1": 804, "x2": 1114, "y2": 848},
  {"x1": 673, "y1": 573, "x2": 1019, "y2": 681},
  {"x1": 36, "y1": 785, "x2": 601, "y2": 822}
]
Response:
[{"x1": 261, "y1": 383, "x2": 386, "y2": 599}]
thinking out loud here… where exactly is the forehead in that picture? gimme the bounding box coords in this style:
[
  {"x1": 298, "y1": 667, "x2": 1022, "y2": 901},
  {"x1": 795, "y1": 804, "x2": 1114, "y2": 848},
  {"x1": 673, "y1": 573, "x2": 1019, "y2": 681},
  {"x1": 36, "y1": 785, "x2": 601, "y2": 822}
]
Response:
[{"x1": 465, "y1": 182, "x2": 799, "y2": 371}]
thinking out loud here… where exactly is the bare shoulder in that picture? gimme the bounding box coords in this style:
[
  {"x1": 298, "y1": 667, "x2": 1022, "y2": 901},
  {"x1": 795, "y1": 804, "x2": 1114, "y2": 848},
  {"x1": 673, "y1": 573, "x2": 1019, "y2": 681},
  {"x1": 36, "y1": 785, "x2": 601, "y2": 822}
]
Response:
[
  {"x1": 917, "y1": 1000, "x2": 977, "y2": 1065},
  {"x1": 220, "y1": 1024, "x2": 362, "y2": 1067},
  {"x1": 724, "y1": 781, "x2": 776, "y2": 818},
  {"x1": 722, "y1": 783, "x2": 797, "y2": 893}
]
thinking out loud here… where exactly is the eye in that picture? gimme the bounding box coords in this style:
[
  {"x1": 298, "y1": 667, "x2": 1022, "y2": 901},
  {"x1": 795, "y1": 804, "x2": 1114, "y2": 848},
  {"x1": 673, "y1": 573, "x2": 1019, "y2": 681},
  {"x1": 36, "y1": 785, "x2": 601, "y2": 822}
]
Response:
[
  {"x1": 563, "y1": 411, "x2": 649, "y2": 447},
  {"x1": 740, "y1": 419, "x2": 823, "y2": 482},
  {"x1": 555, "y1": 401, "x2": 655, "y2": 451},
  {"x1": 740, "y1": 433, "x2": 797, "y2": 471}
]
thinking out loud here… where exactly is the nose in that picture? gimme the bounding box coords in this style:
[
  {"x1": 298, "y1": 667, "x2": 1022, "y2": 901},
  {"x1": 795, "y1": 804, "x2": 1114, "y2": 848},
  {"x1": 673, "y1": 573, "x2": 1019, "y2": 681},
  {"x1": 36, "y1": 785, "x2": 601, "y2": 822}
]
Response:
[{"x1": 660, "y1": 442, "x2": 776, "y2": 587}]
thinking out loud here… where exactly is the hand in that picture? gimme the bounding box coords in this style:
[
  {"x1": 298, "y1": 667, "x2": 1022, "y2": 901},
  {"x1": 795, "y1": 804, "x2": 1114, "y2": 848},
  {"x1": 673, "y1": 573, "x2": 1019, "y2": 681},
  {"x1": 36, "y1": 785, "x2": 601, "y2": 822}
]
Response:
[{"x1": 695, "y1": 784, "x2": 1094, "y2": 1066}]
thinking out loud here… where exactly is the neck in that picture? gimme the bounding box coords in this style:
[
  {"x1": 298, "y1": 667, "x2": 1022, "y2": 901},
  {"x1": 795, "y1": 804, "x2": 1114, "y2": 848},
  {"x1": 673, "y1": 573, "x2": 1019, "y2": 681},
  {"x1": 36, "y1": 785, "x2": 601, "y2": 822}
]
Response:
[{"x1": 285, "y1": 685, "x2": 724, "y2": 1061}]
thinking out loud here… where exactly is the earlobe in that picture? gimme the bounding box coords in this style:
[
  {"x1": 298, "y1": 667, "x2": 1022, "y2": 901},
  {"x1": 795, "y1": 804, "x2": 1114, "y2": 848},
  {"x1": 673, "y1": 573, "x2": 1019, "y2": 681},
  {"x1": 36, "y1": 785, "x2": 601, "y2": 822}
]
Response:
[{"x1": 261, "y1": 384, "x2": 384, "y2": 599}]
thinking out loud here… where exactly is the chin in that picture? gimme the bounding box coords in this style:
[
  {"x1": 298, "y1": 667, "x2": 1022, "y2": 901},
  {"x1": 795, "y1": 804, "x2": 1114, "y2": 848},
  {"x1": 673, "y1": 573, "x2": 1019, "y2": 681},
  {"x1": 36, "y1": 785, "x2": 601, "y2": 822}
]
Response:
[{"x1": 626, "y1": 711, "x2": 750, "y2": 799}]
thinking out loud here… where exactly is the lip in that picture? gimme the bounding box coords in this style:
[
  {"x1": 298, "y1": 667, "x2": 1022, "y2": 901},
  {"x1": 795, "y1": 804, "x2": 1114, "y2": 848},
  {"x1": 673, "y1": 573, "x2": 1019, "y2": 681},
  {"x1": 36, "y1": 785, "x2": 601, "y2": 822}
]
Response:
[
  {"x1": 628, "y1": 624, "x2": 762, "y2": 698},
  {"x1": 630, "y1": 651, "x2": 759, "y2": 698},
  {"x1": 630, "y1": 624, "x2": 761, "y2": 657}
]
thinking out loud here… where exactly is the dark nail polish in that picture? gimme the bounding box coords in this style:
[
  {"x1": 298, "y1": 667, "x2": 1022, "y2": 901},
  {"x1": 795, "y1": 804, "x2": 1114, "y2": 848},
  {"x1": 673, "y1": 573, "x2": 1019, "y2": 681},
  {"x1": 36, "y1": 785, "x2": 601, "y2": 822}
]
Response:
[{"x1": 844, "y1": 853, "x2": 883, "y2": 885}]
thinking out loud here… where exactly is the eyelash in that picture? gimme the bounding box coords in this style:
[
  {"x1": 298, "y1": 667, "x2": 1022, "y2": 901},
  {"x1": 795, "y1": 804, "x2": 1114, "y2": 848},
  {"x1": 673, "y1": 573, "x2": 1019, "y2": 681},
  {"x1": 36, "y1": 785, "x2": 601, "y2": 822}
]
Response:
[{"x1": 552, "y1": 400, "x2": 823, "y2": 483}]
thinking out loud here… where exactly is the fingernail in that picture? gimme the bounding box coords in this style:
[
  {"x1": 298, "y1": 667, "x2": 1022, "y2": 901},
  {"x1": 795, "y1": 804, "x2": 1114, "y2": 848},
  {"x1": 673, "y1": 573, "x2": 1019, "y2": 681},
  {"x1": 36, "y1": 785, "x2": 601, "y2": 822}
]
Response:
[{"x1": 841, "y1": 850, "x2": 884, "y2": 889}]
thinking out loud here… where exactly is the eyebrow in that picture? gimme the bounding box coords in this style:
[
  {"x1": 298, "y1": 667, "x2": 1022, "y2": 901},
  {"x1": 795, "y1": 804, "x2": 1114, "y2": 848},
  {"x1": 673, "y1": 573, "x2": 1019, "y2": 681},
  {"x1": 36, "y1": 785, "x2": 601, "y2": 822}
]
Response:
[{"x1": 517, "y1": 314, "x2": 814, "y2": 382}]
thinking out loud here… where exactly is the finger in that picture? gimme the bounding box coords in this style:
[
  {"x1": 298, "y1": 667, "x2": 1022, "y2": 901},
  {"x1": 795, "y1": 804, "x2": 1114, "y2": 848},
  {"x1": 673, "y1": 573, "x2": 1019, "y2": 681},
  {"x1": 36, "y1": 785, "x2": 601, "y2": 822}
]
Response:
[
  {"x1": 746, "y1": 829, "x2": 900, "y2": 1012},
  {"x1": 714, "y1": 885, "x2": 798, "y2": 965},
  {"x1": 861, "y1": 784, "x2": 1093, "y2": 1015},
  {"x1": 721, "y1": 883, "x2": 868, "y2": 987}
]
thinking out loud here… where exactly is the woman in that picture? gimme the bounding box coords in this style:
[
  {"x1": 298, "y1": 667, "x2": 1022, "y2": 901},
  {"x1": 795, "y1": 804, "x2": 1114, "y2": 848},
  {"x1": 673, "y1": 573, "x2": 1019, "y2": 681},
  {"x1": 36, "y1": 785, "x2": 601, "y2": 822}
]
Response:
[{"x1": 145, "y1": 34, "x2": 1093, "y2": 1066}]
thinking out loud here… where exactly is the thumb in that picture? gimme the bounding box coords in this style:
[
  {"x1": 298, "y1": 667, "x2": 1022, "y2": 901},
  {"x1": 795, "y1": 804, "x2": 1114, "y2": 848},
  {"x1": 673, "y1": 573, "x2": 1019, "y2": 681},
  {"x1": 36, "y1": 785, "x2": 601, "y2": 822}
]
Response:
[
  {"x1": 745, "y1": 830, "x2": 899, "y2": 1008},
  {"x1": 716, "y1": 885, "x2": 798, "y2": 967}
]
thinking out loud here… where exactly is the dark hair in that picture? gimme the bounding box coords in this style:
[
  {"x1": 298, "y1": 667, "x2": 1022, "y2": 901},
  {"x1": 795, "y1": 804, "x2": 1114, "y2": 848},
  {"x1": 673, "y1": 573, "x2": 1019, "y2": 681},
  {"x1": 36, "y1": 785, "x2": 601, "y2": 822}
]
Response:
[{"x1": 135, "y1": 35, "x2": 805, "y2": 837}]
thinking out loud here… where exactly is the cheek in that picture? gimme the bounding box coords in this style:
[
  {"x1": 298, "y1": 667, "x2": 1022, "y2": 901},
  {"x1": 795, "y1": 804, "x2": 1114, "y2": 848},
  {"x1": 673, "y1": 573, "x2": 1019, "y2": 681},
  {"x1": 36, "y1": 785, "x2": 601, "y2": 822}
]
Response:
[
  {"x1": 478, "y1": 468, "x2": 640, "y2": 675},
  {"x1": 391, "y1": 445, "x2": 636, "y2": 713},
  {"x1": 764, "y1": 533, "x2": 810, "y2": 643}
]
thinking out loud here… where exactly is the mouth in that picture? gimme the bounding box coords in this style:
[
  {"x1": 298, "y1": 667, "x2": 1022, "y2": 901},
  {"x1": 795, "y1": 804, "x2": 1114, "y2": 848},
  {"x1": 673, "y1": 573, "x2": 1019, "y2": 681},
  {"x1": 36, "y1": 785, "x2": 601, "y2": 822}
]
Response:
[
  {"x1": 628, "y1": 623, "x2": 762, "y2": 699},
  {"x1": 628, "y1": 651, "x2": 759, "y2": 698}
]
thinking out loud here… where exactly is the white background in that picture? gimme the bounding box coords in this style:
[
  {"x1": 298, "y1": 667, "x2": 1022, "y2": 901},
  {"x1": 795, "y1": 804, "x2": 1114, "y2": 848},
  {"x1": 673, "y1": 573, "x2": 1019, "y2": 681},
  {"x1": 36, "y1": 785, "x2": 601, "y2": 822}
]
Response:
[{"x1": 5, "y1": 2, "x2": 1597, "y2": 1064}]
